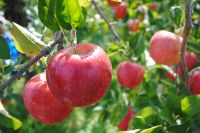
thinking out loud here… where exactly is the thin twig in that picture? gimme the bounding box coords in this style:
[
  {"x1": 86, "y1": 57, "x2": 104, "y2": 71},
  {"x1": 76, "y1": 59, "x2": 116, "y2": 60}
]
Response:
[
  {"x1": 181, "y1": 0, "x2": 192, "y2": 95},
  {"x1": 0, "y1": 32, "x2": 63, "y2": 92},
  {"x1": 92, "y1": 0, "x2": 122, "y2": 43},
  {"x1": 57, "y1": 32, "x2": 64, "y2": 51}
]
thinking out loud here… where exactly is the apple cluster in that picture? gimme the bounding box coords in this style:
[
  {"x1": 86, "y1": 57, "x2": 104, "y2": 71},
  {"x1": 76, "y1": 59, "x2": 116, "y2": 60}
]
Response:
[
  {"x1": 22, "y1": 1, "x2": 199, "y2": 129},
  {"x1": 23, "y1": 43, "x2": 112, "y2": 124},
  {"x1": 107, "y1": 0, "x2": 159, "y2": 33},
  {"x1": 149, "y1": 30, "x2": 199, "y2": 95}
]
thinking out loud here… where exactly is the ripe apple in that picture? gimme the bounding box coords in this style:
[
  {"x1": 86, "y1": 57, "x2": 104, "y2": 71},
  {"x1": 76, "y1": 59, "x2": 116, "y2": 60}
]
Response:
[
  {"x1": 117, "y1": 61, "x2": 144, "y2": 89},
  {"x1": 0, "y1": 28, "x2": 3, "y2": 35},
  {"x1": 166, "y1": 70, "x2": 176, "y2": 81},
  {"x1": 150, "y1": 2, "x2": 158, "y2": 11},
  {"x1": 46, "y1": 43, "x2": 112, "y2": 107},
  {"x1": 189, "y1": 71, "x2": 200, "y2": 95},
  {"x1": 178, "y1": 52, "x2": 198, "y2": 72},
  {"x1": 127, "y1": 19, "x2": 140, "y2": 32},
  {"x1": 114, "y1": 2, "x2": 127, "y2": 19},
  {"x1": 23, "y1": 73, "x2": 72, "y2": 124},
  {"x1": 107, "y1": 0, "x2": 121, "y2": 7},
  {"x1": 150, "y1": 30, "x2": 182, "y2": 66},
  {"x1": 139, "y1": 14, "x2": 145, "y2": 21},
  {"x1": 166, "y1": 52, "x2": 198, "y2": 80},
  {"x1": 118, "y1": 107, "x2": 135, "y2": 131}
]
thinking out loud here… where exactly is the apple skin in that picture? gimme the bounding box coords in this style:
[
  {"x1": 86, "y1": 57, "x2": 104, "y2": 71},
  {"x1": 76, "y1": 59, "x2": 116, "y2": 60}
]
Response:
[
  {"x1": 127, "y1": 19, "x2": 140, "y2": 32},
  {"x1": 150, "y1": 30, "x2": 182, "y2": 66},
  {"x1": 166, "y1": 70, "x2": 176, "y2": 81},
  {"x1": 189, "y1": 71, "x2": 200, "y2": 95},
  {"x1": 118, "y1": 107, "x2": 135, "y2": 131},
  {"x1": 107, "y1": 0, "x2": 121, "y2": 7},
  {"x1": 150, "y1": 2, "x2": 158, "y2": 11},
  {"x1": 0, "y1": 28, "x2": 3, "y2": 35},
  {"x1": 166, "y1": 52, "x2": 198, "y2": 80},
  {"x1": 117, "y1": 61, "x2": 144, "y2": 89},
  {"x1": 178, "y1": 52, "x2": 198, "y2": 75},
  {"x1": 46, "y1": 43, "x2": 112, "y2": 107},
  {"x1": 114, "y1": 2, "x2": 127, "y2": 19},
  {"x1": 23, "y1": 73, "x2": 72, "y2": 125}
]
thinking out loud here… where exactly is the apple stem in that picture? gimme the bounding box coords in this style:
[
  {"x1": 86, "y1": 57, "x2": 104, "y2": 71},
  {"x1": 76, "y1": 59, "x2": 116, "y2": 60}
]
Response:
[
  {"x1": 180, "y1": 0, "x2": 192, "y2": 95},
  {"x1": 92, "y1": 0, "x2": 122, "y2": 44},
  {"x1": 71, "y1": 29, "x2": 77, "y2": 54},
  {"x1": 0, "y1": 32, "x2": 63, "y2": 92}
]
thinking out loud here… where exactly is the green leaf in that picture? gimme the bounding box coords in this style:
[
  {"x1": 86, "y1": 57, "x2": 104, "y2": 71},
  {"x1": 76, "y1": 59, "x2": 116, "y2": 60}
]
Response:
[
  {"x1": 38, "y1": 0, "x2": 84, "y2": 30},
  {"x1": 79, "y1": 0, "x2": 92, "y2": 8},
  {"x1": 167, "y1": 121, "x2": 192, "y2": 133},
  {"x1": 129, "y1": 32, "x2": 145, "y2": 55},
  {"x1": 181, "y1": 95, "x2": 200, "y2": 117},
  {"x1": 109, "y1": 103, "x2": 128, "y2": 125},
  {"x1": 11, "y1": 22, "x2": 45, "y2": 54},
  {"x1": 137, "y1": 107, "x2": 156, "y2": 118},
  {"x1": 140, "y1": 125, "x2": 162, "y2": 133},
  {"x1": 63, "y1": 0, "x2": 84, "y2": 28},
  {"x1": 170, "y1": 6, "x2": 183, "y2": 27},
  {"x1": 0, "y1": 101, "x2": 22, "y2": 130},
  {"x1": 38, "y1": 0, "x2": 60, "y2": 31},
  {"x1": 117, "y1": 129, "x2": 140, "y2": 133},
  {"x1": 0, "y1": 36, "x2": 10, "y2": 59}
]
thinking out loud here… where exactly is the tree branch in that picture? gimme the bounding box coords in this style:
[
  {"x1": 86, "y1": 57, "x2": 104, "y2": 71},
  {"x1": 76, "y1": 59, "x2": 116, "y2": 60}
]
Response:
[
  {"x1": 92, "y1": 0, "x2": 122, "y2": 43},
  {"x1": 0, "y1": 32, "x2": 63, "y2": 92},
  {"x1": 181, "y1": 0, "x2": 192, "y2": 95}
]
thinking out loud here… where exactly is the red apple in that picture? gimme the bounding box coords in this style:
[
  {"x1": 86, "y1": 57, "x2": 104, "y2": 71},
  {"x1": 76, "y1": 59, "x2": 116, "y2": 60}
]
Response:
[
  {"x1": 166, "y1": 70, "x2": 176, "y2": 81},
  {"x1": 107, "y1": 0, "x2": 121, "y2": 7},
  {"x1": 117, "y1": 61, "x2": 144, "y2": 89},
  {"x1": 114, "y1": 2, "x2": 127, "y2": 19},
  {"x1": 118, "y1": 107, "x2": 135, "y2": 131},
  {"x1": 127, "y1": 19, "x2": 140, "y2": 32},
  {"x1": 150, "y1": 30, "x2": 182, "y2": 66},
  {"x1": 139, "y1": 14, "x2": 145, "y2": 21},
  {"x1": 178, "y1": 52, "x2": 198, "y2": 71},
  {"x1": 0, "y1": 28, "x2": 3, "y2": 35},
  {"x1": 23, "y1": 73, "x2": 72, "y2": 125},
  {"x1": 46, "y1": 43, "x2": 112, "y2": 107},
  {"x1": 150, "y1": 2, "x2": 158, "y2": 11},
  {"x1": 189, "y1": 71, "x2": 200, "y2": 95}
]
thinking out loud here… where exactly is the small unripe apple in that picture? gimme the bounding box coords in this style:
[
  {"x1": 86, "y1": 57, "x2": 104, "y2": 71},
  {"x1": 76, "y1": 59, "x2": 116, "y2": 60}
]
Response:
[
  {"x1": 150, "y1": 2, "x2": 158, "y2": 11},
  {"x1": 127, "y1": 19, "x2": 140, "y2": 32},
  {"x1": 189, "y1": 71, "x2": 200, "y2": 95},
  {"x1": 150, "y1": 30, "x2": 182, "y2": 66},
  {"x1": 117, "y1": 61, "x2": 144, "y2": 89},
  {"x1": 118, "y1": 107, "x2": 135, "y2": 131},
  {"x1": 23, "y1": 73, "x2": 72, "y2": 124},
  {"x1": 46, "y1": 43, "x2": 112, "y2": 107},
  {"x1": 114, "y1": 2, "x2": 127, "y2": 19},
  {"x1": 107, "y1": 0, "x2": 121, "y2": 7}
]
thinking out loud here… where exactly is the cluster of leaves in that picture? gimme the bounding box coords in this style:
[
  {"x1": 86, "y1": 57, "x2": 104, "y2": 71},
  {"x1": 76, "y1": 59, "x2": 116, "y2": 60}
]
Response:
[{"x1": 0, "y1": 0, "x2": 200, "y2": 133}]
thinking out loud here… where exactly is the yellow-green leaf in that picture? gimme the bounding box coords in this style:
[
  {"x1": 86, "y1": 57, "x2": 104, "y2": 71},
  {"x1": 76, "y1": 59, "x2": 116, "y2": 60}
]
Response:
[
  {"x1": 79, "y1": 0, "x2": 92, "y2": 8},
  {"x1": 11, "y1": 22, "x2": 45, "y2": 54},
  {"x1": 0, "y1": 101, "x2": 22, "y2": 130}
]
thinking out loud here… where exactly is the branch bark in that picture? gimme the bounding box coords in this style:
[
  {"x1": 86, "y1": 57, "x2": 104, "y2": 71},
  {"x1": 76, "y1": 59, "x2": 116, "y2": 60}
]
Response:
[
  {"x1": 92, "y1": 0, "x2": 121, "y2": 43},
  {"x1": 181, "y1": 0, "x2": 192, "y2": 95},
  {"x1": 0, "y1": 32, "x2": 63, "y2": 92}
]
